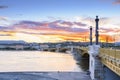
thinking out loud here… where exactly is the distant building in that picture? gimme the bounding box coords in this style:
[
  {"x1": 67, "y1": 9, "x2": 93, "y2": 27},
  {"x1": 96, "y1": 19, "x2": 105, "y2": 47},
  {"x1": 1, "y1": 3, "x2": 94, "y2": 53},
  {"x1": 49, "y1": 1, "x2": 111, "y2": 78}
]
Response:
[
  {"x1": 29, "y1": 43, "x2": 40, "y2": 50},
  {"x1": 40, "y1": 44, "x2": 49, "y2": 51},
  {"x1": 0, "y1": 43, "x2": 24, "y2": 50},
  {"x1": 0, "y1": 40, "x2": 30, "y2": 50},
  {"x1": 115, "y1": 42, "x2": 120, "y2": 46}
]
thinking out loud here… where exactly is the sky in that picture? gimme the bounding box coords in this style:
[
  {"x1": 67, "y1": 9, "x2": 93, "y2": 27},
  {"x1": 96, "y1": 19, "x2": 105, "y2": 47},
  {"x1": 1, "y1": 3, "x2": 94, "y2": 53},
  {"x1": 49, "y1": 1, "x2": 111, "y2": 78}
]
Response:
[{"x1": 0, "y1": 0, "x2": 120, "y2": 43}]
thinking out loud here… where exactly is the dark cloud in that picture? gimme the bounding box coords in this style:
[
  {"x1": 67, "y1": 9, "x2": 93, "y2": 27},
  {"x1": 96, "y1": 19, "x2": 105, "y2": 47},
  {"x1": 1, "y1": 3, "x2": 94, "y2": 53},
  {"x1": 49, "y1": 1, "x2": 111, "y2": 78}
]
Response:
[
  {"x1": 0, "y1": 26, "x2": 7, "y2": 29},
  {"x1": 61, "y1": 21, "x2": 73, "y2": 26},
  {"x1": 70, "y1": 28, "x2": 88, "y2": 32},
  {"x1": 19, "y1": 21, "x2": 42, "y2": 26},
  {"x1": 0, "y1": 5, "x2": 8, "y2": 9},
  {"x1": 113, "y1": 0, "x2": 120, "y2": 4},
  {"x1": 100, "y1": 0, "x2": 120, "y2": 5},
  {"x1": 74, "y1": 22, "x2": 87, "y2": 26},
  {"x1": 0, "y1": 26, "x2": 14, "y2": 31},
  {"x1": 0, "y1": 34, "x2": 11, "y2": 36},
  {"x1": 13, "y1": 20, "x2": 88, "y2": 32},
  {"x1": 14, "y1": 21, "x2": 49, "y2": 29}
]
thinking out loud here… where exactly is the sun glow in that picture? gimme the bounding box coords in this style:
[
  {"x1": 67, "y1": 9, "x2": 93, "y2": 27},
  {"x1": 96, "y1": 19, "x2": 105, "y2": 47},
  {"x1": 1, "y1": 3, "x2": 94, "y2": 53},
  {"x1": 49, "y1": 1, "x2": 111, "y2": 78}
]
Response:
[{"x1": 14, "y1": 33, "x2": 42, "y2": 42}]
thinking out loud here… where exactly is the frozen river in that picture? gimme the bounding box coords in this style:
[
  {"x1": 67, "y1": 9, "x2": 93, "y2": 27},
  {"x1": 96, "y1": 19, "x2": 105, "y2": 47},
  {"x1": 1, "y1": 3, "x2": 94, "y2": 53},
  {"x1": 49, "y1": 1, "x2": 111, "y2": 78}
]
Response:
[{"x1": 0, "y1": 51, "x2": 84, "y2": 72}]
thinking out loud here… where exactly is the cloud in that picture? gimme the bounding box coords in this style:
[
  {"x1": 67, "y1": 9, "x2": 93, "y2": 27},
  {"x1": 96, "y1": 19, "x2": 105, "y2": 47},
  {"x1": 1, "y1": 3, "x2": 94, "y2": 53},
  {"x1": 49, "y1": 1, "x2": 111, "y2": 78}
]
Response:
[
  {"x1": 0, "y1": 5, "x2": 8, "y2": 9},
  {"x1": 19, "y1": 21, "x2": 43, "y2": 26},
  {"x1": 13, "y1": 20, "x2": 88, "y2": 33},
  {"x1": 0, "y1": 16, "x2": 120, "y2": 42},
  {"x1": 113, "y1": 0, "x2": 120, "y2": 4},
  {"x1": 74, "y1": 22, "x2": 87, "y2": 26},
  {"x1": 0, "y1": 34, "x2": 12, "y2": 36},
  {"x1": 1, "y1": 19, "x2": 89, "y2": 42},
  {"x1": 0, "y1": 16, "x2": 8, "y2": 21},
  {"x1": 0, "y1": 26, "x2": 14, "y2": 33},
  {"x1": 77, "y1": 16, "x2": 110, "y2": 27},
  {"x1": 0, "y1": 16, "x2": 15, "y2": 26},
  {"x1": 100, "y1": 0, "x2": 120, "y2": 5},
  {"x1": 99, "y1": 28, "x2": 120, "y2": 37}
]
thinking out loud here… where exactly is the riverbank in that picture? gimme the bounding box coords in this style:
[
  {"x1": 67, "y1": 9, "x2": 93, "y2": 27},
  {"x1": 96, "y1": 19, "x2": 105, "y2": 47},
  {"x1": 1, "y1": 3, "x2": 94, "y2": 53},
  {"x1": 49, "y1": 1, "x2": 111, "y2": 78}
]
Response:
[{"x1": 0, "y1": 72, "x2": 91, "y2": 80}]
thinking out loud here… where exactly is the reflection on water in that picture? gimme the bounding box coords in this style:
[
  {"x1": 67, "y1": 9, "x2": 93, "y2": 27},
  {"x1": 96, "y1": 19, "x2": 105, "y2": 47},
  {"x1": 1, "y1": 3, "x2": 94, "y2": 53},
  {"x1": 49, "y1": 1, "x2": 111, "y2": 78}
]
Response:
[
  {"x1": 77, "y1": 59, "x2": 89, "y2": 71},
  {"x1": 0, "y1": 51, "x2": 82, "y2": 72},
  {"x1": 0, "y1": 51, "x2": 85, "y2": 72}
]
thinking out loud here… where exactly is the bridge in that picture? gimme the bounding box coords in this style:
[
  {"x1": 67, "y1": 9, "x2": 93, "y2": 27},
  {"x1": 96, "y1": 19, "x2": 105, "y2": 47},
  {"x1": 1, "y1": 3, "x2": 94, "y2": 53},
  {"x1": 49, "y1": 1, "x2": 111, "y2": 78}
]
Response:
[
  {"x1": 41, "y1": 45, "x2": 120, "y2": 78},
  {"x1": 40, "y1": 16, "x2": 120, "y2": 80},
  {"x1": 73, "y1": 46, "x2": 120, "y2": 77},
  {"x1": 40, "y1": 46, "x2": 89, "y2": 57},
  {"x1": 65, "y1": 45, "x2": 120, "y2": 80}
]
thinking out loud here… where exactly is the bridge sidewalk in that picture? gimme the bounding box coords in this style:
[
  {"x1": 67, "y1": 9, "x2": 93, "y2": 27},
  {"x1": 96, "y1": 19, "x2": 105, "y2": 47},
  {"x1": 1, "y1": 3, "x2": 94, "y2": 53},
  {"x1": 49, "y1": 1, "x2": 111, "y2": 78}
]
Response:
[{"x1": 0, "y1": 72, "x2": 91, "y2": 80}]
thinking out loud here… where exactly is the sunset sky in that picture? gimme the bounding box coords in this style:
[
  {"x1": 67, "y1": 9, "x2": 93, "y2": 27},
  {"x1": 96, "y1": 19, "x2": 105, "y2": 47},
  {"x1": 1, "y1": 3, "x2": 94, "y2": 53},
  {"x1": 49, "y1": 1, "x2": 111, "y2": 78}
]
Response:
[{"x1": 0, "y1": 0, "x2": 120, "y2": 43}]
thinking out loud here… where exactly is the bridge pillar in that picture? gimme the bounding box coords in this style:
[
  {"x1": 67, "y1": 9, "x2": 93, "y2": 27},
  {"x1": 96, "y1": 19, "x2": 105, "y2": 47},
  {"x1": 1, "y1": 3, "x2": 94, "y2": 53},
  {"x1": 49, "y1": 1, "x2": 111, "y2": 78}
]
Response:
[
  {"x1": 89, "y1": 45, "x2": 104, "y2": 80},
  {"x1": 56, "y1": 47, "x2": 59, "y2": 52},
  {"x1": 40, "y1": 48, "x2": 43, "y2": 51},
  {"x1": 70, "y1": 46, "x2": 74, "y2": 53},
  {"x1": 56, "y1": 44, "x2": 61, "y2": 52}
]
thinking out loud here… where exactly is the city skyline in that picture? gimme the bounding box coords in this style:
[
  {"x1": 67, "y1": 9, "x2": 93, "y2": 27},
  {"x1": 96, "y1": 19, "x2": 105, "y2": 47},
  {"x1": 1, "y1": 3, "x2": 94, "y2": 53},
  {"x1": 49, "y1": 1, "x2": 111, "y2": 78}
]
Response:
[{"x1": 0, "y1": 0, "x2": 120, "y2": 43}]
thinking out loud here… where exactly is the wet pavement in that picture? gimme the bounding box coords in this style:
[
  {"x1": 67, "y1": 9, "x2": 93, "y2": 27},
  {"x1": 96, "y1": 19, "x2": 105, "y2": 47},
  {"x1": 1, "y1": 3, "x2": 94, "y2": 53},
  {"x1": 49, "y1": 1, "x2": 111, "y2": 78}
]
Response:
[{"x1": 0, "y1": 72, "x2": 91, "y2": 80}]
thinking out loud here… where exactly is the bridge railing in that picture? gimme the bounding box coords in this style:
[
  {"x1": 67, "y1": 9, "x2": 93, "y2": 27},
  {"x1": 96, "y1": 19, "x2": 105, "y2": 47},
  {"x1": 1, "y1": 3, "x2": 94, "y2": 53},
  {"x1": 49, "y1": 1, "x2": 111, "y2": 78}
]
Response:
[
  {"x1": 100, "y1": 48, "x2": 120, "y2": 60},
  {"x1": 99, "y1": 48, "x2": 120, "y2": 76},
  {"x1": 80, "y1": 47, "x2": 88, "y2": 51}
]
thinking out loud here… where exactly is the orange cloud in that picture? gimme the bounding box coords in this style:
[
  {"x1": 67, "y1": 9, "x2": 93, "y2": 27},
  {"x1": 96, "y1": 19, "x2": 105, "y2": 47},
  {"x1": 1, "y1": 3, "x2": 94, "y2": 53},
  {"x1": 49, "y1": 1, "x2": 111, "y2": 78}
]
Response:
[{"x1": 99, "y1": 35, "x2": 114, "y2": 43}]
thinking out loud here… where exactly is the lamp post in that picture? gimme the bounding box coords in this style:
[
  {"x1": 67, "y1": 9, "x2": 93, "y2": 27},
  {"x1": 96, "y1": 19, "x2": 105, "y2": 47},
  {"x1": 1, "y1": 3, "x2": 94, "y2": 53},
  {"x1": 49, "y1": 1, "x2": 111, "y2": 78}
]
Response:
[
  {"x1": 90, "y1": 26, "x2": 92, "y2": 45},
  {"x1": 95, "y1": 16, "x2": 99, "y2": 45}
]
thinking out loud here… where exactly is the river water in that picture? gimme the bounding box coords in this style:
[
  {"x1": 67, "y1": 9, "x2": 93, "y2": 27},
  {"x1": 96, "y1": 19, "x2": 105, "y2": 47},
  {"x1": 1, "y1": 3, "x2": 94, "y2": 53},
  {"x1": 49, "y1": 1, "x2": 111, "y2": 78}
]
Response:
[{"x1": 0, "y1": 51, "x2": 88, "y2": 72}]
